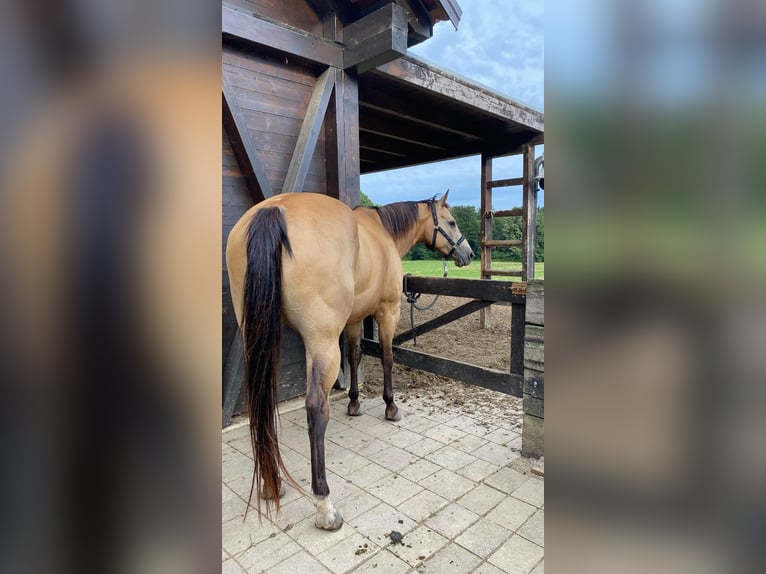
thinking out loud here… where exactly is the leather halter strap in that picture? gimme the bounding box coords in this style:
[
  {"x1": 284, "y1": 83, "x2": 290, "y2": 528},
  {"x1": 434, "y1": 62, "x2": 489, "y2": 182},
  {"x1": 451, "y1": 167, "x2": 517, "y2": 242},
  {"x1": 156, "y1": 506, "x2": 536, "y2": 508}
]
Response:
[{"x1": 428, "y1": 201, "x2": 465, "y2": 259}]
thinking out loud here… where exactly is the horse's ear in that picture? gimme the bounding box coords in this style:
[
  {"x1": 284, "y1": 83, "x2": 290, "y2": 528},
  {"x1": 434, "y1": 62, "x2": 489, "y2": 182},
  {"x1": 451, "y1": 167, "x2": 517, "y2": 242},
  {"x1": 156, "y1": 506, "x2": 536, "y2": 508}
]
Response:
[{"x1": 439, "y1": 189, "x2": 449, "y2": 207}]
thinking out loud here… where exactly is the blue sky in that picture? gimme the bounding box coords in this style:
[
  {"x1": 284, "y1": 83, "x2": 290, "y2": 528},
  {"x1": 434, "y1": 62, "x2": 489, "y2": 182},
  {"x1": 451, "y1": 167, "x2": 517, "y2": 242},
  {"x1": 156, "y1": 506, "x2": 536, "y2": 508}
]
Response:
[{"x1": 360, "y1": 0, "x2": 544, "y2": 210}]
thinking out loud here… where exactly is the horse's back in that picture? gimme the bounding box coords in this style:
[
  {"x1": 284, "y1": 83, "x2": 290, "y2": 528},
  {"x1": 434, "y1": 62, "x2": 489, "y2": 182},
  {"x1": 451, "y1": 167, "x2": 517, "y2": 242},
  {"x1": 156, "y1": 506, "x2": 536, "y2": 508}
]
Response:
[{"x1": 227, "y1": 193, "x2": 359, "y2": 341}]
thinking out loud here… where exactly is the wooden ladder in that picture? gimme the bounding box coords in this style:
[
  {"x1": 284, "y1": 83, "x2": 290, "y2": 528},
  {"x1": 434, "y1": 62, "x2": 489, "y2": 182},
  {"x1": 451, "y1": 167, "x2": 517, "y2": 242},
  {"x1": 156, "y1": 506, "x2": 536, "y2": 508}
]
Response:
[{"x1": 480, "y1": 142, "x2": 539, "y2": 327}]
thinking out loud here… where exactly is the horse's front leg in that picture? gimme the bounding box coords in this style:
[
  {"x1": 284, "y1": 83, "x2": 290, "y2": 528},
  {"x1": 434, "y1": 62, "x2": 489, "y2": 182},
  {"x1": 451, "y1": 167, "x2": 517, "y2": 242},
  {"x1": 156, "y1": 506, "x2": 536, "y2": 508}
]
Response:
[
  {"x1": 345, "y1": 322, "x2": 363, "y2": 416},
  {"x1": 375, "y1": 310, "x2": 401, "y2": 422},
  {"x1": 305, "y1": 346, "x2": 344, "y2": 531}
]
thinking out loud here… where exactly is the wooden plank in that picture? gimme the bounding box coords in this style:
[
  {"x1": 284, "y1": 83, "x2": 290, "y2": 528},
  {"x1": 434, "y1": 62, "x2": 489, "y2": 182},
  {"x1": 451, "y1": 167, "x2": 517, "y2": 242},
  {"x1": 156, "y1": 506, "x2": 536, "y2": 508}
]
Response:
[
  {"x1": 325, "y1": 68, "x2": 360, "y2": 206},
  {"x1": 392, "y1": 300, "x2": 492, "y2": 345},
  {"x1": 402, "y1": 276, "x2": 526, "y2": 304},
  {"x1": 222, "y1": 330, "x2": 244, "y2": 427},
  {"x1": 485, "y1": 269, "x2": 523, "y2": 277},
  {"x1": 343, "y1": 4, "x2": 409, "y2": 73},
  {"x1": 524, "y1": 375, "x2": 544, "y2": 399},
  {"x1": 222, "y1": 4, "x2": 343, "y2": 67},
  {"x1": 488, "y1": 208, "x2": 524, "y2": 218},
  {"x1": 524, "y1": 324, "x2": 544, "y2": 371},
  {"x1": 526, "y1": 279, "x2": 544, "y2": 326},
  {"x1": 375, "y1": 56, "x2": 545, "y2": 132},
  {"x1": 521, "y1": 413, "x2": 544, "y2": 458},
  {"x1": 222, "y1": 73, "x2": 273, "y2": 202},
  {"x1": 510, "y1": 302, "x2": 525, "y2": 375},
  {"x1": 486, "y1": 177, "x2": 524, "y2": 189},
  {"x1": 483, "y1": 239, "x2": 522, "y2": 248},
  {"x1": 361, "y1": 339, "x2": 523, "y2": 397},
  {"x1": 523, "y1": 395, "x2": 544, "y2": 418},
  {"x1": 480, "y1": 153, "x2": 493, "y2": 326},
  {"x1": 282, "y1": 68, "x2": 335, "y2": 193},
  {"x1": 522, "y1": 142, "x2": 538, "y2": 280}
]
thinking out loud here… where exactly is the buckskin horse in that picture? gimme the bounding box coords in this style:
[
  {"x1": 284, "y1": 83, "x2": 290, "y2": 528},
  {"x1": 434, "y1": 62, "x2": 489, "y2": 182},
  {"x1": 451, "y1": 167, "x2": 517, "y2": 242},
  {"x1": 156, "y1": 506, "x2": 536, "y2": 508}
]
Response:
[{"x1": 226, "y1": 191, "x2": 473, "y2": 530}]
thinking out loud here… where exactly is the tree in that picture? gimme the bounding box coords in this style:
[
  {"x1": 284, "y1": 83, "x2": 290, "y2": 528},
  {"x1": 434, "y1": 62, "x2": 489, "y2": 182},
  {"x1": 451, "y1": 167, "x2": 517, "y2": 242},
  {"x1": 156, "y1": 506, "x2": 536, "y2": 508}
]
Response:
[{"x1": 360, "y1": 191, "x2": 375, "y2": 207}]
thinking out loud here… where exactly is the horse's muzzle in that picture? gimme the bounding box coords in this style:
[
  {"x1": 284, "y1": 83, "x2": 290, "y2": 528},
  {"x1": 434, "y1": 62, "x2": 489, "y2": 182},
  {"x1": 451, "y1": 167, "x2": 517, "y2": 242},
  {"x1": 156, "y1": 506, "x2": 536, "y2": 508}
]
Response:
[{"x1": 454, "y1": 248, "x2": 474, "y2": 267}]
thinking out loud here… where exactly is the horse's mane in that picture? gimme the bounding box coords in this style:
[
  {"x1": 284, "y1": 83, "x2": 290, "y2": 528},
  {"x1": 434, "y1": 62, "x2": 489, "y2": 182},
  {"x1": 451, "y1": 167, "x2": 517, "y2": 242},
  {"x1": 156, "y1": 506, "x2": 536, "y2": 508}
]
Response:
[{"x1": 360, "y1": 199, "x2": 428, "y2": 241}]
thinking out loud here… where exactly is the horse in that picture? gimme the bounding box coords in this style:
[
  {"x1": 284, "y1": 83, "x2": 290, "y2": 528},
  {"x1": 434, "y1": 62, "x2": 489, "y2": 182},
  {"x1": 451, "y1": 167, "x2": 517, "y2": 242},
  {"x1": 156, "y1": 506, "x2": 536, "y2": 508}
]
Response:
[{"x1": 225, "y1": 190, "x2": 474, "y2": 530}]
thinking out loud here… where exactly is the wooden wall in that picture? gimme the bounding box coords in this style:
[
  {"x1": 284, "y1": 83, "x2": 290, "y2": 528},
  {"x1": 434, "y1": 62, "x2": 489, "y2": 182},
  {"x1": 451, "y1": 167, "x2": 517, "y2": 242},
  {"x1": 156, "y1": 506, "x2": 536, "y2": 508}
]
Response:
[
  {"x1": 222, "y1": 46, "x2": 328, "y2": 195},
  {"x1": 226, "y1": 0, "x2": 323, "y2": 36}
]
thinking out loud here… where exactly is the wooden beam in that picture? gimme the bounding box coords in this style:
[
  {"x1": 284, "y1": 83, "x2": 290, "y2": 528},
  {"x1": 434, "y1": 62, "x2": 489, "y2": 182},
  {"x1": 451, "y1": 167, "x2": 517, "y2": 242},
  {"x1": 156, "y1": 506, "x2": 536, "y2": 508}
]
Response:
[
  {"x1": 486, "y1": 177, "x2": 524, "y2": 189},
  {"x1": 325, "y1": 68, "x2": 361, "y2": 206},
  {"x1": 483, "y1": 239, "x2": 522, "y2": 248},
  {"x1": 222, "y1": 3, "x2": 343, "y2": 68},
  {"x1": 361, "y1": 339, "x2": 523, "y2": 397},
  {"x1": 343, "y1": 4, "x2": 409, "y2": 73},
  {"x1": 392, "y1": 300, "x2": 492, "y2": 345},
  {"x1": 511, "y1": 302, "x2": 525, "y2": 376},
  {"x1": 222, "y1": 73, "x2": 272, "y2": 202},
  {"x1": 402, "y1": 276, "x2": 526, "y2": 305},
  {"x1": 522, "y1": 143, "x2": 538, "y2": 280},
  {"x1": 375, "y1": 56, "x2": 545, "y2": 132},
  {"x1": 282, "y1": 68, "x2": 335, "y2": 193},
  {"x1": 488, "y1": 208, "x2": 524, "y2": 218},
  {"x1": 485, "y1": 269, "x2": 523, "y2": 277}
]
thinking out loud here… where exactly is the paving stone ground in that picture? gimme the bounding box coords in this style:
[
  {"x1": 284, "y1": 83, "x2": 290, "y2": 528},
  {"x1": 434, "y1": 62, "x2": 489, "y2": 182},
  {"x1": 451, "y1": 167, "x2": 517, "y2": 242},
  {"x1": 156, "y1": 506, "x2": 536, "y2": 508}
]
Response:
[{"x1": 222, "y1": 390, "x2": 543, "y2": 573}]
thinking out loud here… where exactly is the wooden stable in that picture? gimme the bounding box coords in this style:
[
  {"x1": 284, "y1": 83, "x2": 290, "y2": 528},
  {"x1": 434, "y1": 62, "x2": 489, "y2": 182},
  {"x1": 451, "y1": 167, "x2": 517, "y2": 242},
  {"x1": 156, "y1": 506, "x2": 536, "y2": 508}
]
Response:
[{"x1": 221, "y1": 0, "x2": 544, "y2": 428}]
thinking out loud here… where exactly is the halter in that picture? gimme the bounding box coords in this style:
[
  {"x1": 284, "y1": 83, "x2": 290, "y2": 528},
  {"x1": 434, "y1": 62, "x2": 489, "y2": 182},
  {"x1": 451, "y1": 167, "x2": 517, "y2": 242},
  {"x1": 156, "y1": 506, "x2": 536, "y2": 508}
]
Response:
[{"x1": 428, "y1": 200, "x2": 466, "y2": 259}]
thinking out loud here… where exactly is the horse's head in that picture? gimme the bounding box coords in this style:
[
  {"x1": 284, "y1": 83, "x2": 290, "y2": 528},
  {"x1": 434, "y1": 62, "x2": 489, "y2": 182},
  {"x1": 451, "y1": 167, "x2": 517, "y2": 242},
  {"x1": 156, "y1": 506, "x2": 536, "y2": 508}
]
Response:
[{"x1": 427, "y1": 191, "x2": 475, "y2": 267}]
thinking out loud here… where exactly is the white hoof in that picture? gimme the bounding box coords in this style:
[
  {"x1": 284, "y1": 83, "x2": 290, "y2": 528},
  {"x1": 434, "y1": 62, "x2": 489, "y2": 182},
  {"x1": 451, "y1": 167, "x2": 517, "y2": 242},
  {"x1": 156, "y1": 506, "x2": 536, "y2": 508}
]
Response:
[{"x1": 314, "y1": 497, "x2": 344, "y2": 531}]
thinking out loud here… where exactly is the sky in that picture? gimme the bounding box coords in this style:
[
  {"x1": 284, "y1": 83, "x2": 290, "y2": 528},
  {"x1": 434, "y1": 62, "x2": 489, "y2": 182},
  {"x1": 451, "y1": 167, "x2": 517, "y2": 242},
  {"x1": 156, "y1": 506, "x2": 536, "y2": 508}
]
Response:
[{"x1": 360, "y1": 0, "x2": 544, "y2": 210}]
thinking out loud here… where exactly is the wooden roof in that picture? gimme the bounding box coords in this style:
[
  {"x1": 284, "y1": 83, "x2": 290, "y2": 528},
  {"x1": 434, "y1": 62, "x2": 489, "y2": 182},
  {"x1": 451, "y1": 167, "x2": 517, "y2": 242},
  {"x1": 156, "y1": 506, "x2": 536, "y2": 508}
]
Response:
[{"x1": 359, "y1": 56, "x2": 544, "y2": 173}]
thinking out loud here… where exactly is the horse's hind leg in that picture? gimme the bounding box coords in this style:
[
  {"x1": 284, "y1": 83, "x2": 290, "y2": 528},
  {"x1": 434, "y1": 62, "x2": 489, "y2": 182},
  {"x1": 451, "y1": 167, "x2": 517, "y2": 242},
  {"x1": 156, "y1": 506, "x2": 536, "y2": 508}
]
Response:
[
  {"x1": 305, "y1": 341, "x2": 344, "y2": 530},
  {"x1": 376, "y1": 309, "x2": 402, "y2": 422},
  {"x1": 345, "y1": 322, "x2": 363, "y2": 416}
]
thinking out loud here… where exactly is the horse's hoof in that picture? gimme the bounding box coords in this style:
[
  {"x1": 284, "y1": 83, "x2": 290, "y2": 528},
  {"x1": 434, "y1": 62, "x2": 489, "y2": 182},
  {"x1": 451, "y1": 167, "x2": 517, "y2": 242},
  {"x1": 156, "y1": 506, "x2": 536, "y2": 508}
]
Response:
[
  {"x1": 315, "y1": 510, "x2": 344, "y2": 531},
  {"x1": 347, "y1": 401, "x2": 362, "y2": 416},
  {"x1": 262, "y1": 482, "x2": 286, "y2": 500},
  {"x1": 385, "y1": 406, "x2": 402, "y2": 422}
]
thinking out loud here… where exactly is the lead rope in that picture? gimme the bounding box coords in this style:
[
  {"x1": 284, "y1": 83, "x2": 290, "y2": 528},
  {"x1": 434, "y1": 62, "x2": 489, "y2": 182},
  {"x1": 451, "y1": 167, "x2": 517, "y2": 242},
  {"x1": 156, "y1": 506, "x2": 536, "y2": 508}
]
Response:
[{"x1": 404, "y1": 259, "x2": 448, "y2": 346}]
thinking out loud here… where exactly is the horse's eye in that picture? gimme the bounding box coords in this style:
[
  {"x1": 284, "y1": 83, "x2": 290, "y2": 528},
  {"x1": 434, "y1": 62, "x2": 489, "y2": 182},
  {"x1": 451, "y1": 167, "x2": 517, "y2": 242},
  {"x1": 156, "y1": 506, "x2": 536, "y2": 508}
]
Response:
[{"x1": 448, "y1": 220, "x2": 457, "y2": 227}]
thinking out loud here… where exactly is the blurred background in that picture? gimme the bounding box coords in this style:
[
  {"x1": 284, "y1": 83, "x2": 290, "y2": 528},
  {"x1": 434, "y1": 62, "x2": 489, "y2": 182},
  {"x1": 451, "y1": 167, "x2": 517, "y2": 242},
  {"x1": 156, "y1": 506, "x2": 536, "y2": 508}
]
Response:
[{"x1": 0, "y1": 0, "x2": 764, "y2": 572}]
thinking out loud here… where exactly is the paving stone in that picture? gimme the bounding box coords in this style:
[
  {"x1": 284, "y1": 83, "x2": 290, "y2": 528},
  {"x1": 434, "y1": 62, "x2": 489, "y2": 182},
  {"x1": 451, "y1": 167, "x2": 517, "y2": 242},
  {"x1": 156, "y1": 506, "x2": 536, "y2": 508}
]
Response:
[
  {"x1": 380, "y1": 428, "x2": 423, "y2": 449},
  {"x1": 512, "y1": 478, "x2": 545, "y2": 507},
  {"x1": 366, "y1": 474, "x2": 423, "y2": 507},
  {"x1": 458, "y1": 459, "x2": 501, "y2": 483},
  {"x1": 268, "y1": 496, "x2": 316, "y2": 530},
  {"x1": 399, "y1": 489, "x2": 449, "y2": 523},
  {"x1": 286, "y1": 513, "x2": 355, "y2": 555},
  {"x1": 316, "y1": 530, "x2": 381, "y2": 573},
  {"x1": 376, "y1": 445, "x2": 418, "y2": 472},
  {"x1": 404, "y1": 437, "x2": 444, "y2": 457},
  {"x1": 486, "y1": 497, "x2": 537, "y2": 532},
  {"x1": 222, "y1": 451, "x2": 254, "y2": 482},
  {"x1": 451, "y1": 434, "x2": 490, "y2": 454},
  {"x1": 347, "y1": 462, "x2": 392, "y2": 488},
  {"x1": 234, "y1": 531, "x2": 301, "y2": 573},
  {"x1": 425, "y1": 445, "x2": 477, "y2": 471},
  {"x1": 352, "y1": 548, "x2": 410, "y2": 574},
  {"x1": 442, "y1": 414, "x2": 479, "y2": 431},
  {"x1": 335, "y1": 488, "x2": 382, "y2": 521},
  {"x1": 222, "y1": 514, "x2": 279, "y2": 556},
  {"x1": 399, "y1": 458, "x2": 441, "y2": 482},
  {"x1": 419, "y1": 468, "x2": 476, "y2": 501},
  {"x1": 267, "y1": 549, "x2": 330, "y2": 574},
  {"x1": 517, "y1": 510, "x2": 544, "y2": 547},
  {"x1": 456, "y1": 484, "x2": 506, "y2": 515},
  {"x1": 223, "y1": 423, "x2": 251, "y2": 442},
  {"x1": 386, "y1": 525, "x2": 449, "y2": 567},
  {"x1": 345, "y1": 412, "x2": 388, "y2": 431},
  {"x1": 531, "y1": 559, "x2": 544, "y2": 573},
  {"x1": 354, "y1": 438, "x2": 391, "y2": 458},
  {"x1": 460, "y1": 421, "x2": 494, "y2": 437},
  {"x1": 222, "y1": 558, "x2": 246, "y2": 574},
  {"x1": 485, "y1": 467, "x2": 529, "y2": 495},
  {"x1": 488, "y1": 534, "x2": 544, "y2": 574},
  {"x1": 423, "y1": 423, "x2": 468, "y2": 444},
  {"x1": 326, "y1": 445, "x2": 373, "y2": 476},
  {"x1": 425, "y1": 503, "x2": 480, "y2": 540},
  {"x1": 421, "y1": 542, "x2": 482, "y2": 574},
  {"x1": 223, "y1": 494, "x2": 246, "y2": 523},
  {"x1": 347, "y1": 502, "x2": 417, "y2": 546},
  {"x1": 400, "y1": 415, "x2": 440, "y2": 434},
  {"x1": 483, "y1": 428, "x2": 521, "y2": 445},
  {"x1": 473, "y1": 441, "x2": 519, "y2": 466},
  {"x1": 472, "y1": 561, "x2": 507, "y2": 574},
  {"x1": 455, "y1": 518, "x2": 512, "y2": 558}
]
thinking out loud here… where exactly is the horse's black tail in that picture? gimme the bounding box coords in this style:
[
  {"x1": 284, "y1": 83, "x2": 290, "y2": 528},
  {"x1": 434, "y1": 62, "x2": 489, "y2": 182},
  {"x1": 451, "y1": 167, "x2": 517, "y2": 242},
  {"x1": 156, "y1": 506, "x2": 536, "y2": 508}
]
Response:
[{"x1": 242, "y1": 206, "x2": 296, "y2": 518}]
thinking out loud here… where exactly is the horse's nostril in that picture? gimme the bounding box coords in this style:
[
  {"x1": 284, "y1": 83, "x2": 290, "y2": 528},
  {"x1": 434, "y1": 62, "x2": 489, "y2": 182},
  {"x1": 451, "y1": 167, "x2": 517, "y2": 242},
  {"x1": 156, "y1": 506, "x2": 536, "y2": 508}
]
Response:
[{"x1": 469, "y1": 251, "x2": 475, "y2": 260}]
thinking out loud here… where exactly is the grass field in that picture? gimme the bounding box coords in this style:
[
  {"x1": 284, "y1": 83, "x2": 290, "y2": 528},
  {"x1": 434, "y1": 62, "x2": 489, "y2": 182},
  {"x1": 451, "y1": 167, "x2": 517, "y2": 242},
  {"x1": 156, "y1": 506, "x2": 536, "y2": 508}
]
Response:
[{"x1": 402, "y1": 260, "x2": 544, "y2": 280}]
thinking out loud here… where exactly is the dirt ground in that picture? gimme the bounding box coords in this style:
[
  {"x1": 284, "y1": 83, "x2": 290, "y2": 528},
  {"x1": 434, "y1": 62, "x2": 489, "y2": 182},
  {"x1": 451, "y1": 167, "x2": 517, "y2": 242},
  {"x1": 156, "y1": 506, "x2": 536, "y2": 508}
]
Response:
[{"x1": 359, "y1": 295, "x2": 525, "y2": 440}]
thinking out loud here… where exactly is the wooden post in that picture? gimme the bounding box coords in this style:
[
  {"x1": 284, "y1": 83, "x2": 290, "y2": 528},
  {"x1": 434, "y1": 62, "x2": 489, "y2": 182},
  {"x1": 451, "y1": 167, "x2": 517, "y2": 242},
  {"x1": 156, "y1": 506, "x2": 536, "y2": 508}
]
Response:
[
  {"x1": 522, "y1": 143, "x2": 538, "y2": 280},
  {"x1": 480, "y1": 153, "x2": 493, "y2": 328},
  {"x1": 522, "y1": 279, "x2": 544, "y2": 458},
  {"x1": 326, "y1": 68, "x2": 361, "y2": 206}
]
